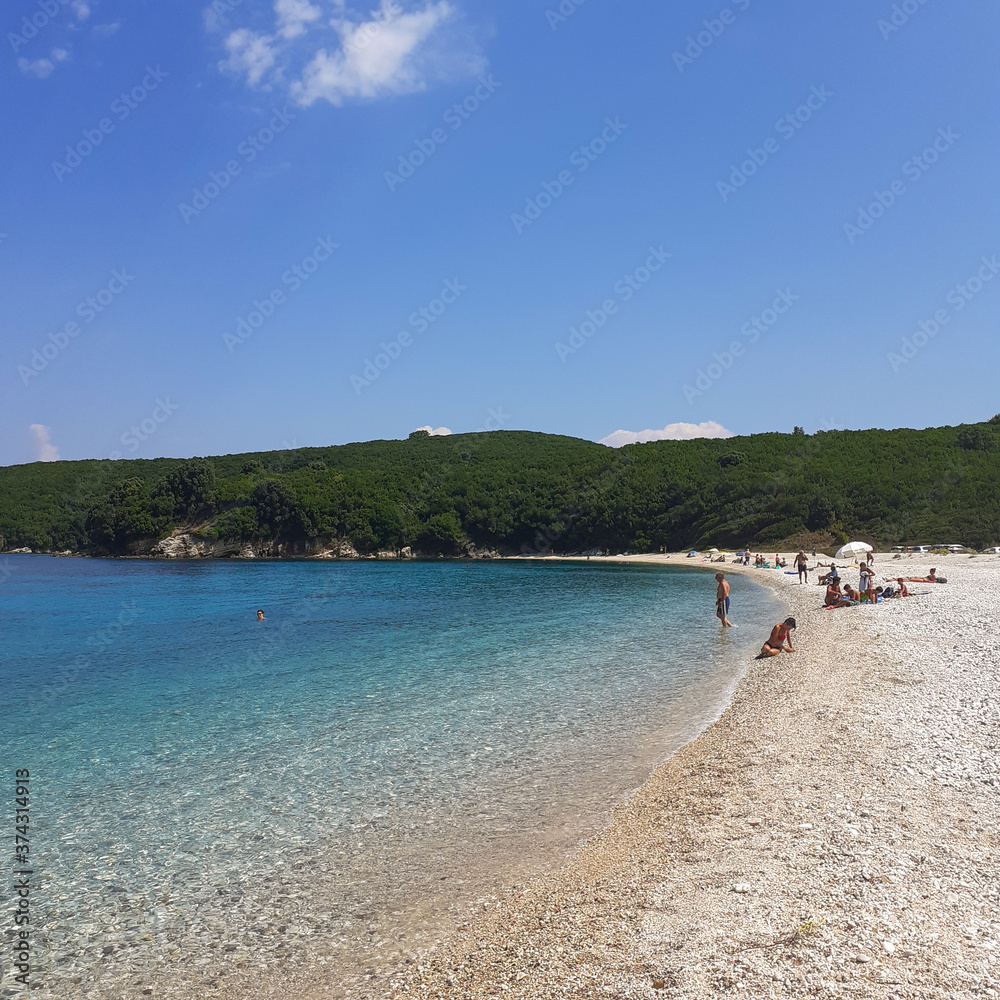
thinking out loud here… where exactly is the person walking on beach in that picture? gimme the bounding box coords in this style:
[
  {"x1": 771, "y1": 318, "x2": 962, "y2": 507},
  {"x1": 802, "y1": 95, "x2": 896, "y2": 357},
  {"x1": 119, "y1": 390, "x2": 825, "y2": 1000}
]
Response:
[
  {"x1": 760, "y1": 617, "x2": 796, "y2": 657},
  {"x1": 795, "y1": 550, "x2": 809, "y2": 584},
  {"x1": 715, "y1": 572, "x2": 734, "y2": 627}
]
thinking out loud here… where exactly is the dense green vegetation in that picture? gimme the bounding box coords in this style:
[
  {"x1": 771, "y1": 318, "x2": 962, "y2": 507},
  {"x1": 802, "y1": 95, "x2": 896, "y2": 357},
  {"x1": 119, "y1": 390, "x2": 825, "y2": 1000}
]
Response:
[{"x1": 2, "y1": 419, "x2": 999, "y2": 556}]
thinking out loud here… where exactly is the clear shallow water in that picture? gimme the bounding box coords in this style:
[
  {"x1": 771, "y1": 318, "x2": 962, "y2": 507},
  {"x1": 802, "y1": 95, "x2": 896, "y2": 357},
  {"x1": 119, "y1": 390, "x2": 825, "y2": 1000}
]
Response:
[{"x1": 0, "y1": 556, "x2": 779, "y2": 998}]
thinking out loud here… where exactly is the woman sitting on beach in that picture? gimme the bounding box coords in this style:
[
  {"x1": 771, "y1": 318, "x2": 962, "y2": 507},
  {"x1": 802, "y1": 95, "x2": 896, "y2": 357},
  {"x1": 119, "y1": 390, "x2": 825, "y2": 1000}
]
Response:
[{"x1": 759, "y1": 617, "x2": 796, "y2": 657}]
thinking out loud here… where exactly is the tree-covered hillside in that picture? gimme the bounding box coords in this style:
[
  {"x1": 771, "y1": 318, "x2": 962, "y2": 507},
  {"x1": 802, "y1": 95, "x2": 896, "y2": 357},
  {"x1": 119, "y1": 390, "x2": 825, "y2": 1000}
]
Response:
[{"x1": 1, "y1": 420, "x2": 998, "y2": 556}]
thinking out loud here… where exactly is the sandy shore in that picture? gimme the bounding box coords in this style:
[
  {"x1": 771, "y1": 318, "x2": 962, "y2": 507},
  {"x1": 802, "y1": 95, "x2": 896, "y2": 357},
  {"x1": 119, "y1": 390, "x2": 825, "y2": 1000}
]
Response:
[{"x1": 384, "y1": 552, "x2": 1000, "y2": 999}]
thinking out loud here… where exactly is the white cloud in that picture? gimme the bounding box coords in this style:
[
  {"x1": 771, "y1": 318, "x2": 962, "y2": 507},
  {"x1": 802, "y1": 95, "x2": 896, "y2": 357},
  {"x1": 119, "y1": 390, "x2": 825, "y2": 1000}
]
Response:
[
  {"x1": 414, "y1": 425, "x2": 452, "y2": 436},
  {"x1": 222, "y1": 28, "x2": 278, "y2": 87},
  {"x1": 275, "y1": 0, "x2": 322, "y2": 39},
  {"x1": 18, "y1": 48, "x2": 70, "y2": 78},
  {"x1": 216, "y1": 0, "x2": 484, "y2": 107},
  {"x1": 18, "y1": 56, "x2": 55, "y2": 78},
  {"x1": 71, "y1": 1, "x2": 91, "y2": 20},
  {"x1": 93, "y1": 21, "x2": 121, "y2": 37},
  {"x1": 29, "y1": 425, "x2": 60, "y2": 462},
  {"x1": 599, "y1": 421, "x2": 735, "y2": 448}
]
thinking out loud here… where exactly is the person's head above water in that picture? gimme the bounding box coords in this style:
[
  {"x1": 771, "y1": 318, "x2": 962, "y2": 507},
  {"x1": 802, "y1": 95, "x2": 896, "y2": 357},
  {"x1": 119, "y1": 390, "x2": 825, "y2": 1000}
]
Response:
[
  {"x1": 256, "y1": 609, "x2": 265, "y2": 620},
  {"x1": 715, "y1": 572, "x2": 724, "y2": 580}
]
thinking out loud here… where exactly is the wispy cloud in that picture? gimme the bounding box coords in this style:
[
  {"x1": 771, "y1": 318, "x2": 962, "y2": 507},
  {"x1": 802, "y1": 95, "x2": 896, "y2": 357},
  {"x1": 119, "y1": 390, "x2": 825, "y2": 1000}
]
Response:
[
  {"x1": 93, "y1": 20, "x2": 121, "y2": 37},
  {"x1": 276, "y1": 0, "x2": 322, "y2": 39},
  {"x1": 222, "y1": 28, "x2": 278, "y2": 87},
  {"x1": 71, "y1": 0, "x2": 92, "y2": 20},
  {"x1": 600, "y1": 421, "x2": 734, "y2": 448},
  {"x1": 215, "y1": 0, "x2": 484, "y2": 106},
  {"x1": 18, "y1": 48, "x2": 69, "y2": 78},
  {"x1": 29, "y1": 424, "x2": 60, "y2": 462}
]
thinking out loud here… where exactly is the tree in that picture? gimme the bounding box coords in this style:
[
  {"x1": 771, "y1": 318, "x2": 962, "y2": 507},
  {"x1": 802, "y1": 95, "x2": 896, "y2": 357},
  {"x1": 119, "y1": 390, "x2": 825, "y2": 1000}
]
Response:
[
  {"x1": 254, "y1": 479, "x2": 310, "y2": 538},
  {"x1": 155, "y1": 459, "x2": 216, "y2": 518},
  {"x1": 957, "y1": 426, "x2": 994, "y2": 451},
  {"x1": 86, "y1": 479, "x2": 157, "y2": 552}
]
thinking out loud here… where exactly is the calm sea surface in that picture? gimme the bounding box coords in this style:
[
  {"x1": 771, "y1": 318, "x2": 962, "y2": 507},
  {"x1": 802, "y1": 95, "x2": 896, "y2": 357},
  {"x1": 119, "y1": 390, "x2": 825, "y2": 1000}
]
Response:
[{"x1": 0, "y1": 556, "x2": 780, "y2": 998}]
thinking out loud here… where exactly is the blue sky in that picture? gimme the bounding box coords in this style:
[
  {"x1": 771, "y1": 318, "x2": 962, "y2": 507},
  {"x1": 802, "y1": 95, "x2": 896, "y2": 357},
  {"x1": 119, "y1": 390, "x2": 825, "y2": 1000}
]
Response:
[{"x1": 3, "y1": 0, "x2": 998, "y2": 465}]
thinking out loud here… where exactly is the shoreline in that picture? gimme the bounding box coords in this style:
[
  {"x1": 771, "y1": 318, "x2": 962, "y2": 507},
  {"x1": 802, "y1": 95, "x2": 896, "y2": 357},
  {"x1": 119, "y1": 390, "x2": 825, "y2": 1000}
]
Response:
[{"x1": 381, "y1": 552, "x2": 999, "y2": 999}]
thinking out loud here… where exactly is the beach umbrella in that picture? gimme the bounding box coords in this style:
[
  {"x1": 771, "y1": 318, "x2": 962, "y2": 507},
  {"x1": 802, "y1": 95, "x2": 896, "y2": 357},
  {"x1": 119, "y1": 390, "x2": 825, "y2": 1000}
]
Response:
[
  {"x1": 708, "y1": 547, "x2": 719, "y2": 553},
  {"x1": 835, "y1": 541, "x2": 872, "y2": 561}
]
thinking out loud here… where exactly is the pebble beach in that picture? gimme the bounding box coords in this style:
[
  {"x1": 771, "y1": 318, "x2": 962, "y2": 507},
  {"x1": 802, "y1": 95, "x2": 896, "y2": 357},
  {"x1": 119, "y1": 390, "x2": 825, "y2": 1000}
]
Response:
[{"x1": 383, "y1": 553, "x2": 1000, "y2": 1000}]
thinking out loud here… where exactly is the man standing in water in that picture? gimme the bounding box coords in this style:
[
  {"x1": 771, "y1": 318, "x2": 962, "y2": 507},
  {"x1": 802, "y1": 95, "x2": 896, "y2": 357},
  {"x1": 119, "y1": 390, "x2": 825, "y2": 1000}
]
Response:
[{"x1": 715, "y1": 572, "x2": 734, "y2": 627}]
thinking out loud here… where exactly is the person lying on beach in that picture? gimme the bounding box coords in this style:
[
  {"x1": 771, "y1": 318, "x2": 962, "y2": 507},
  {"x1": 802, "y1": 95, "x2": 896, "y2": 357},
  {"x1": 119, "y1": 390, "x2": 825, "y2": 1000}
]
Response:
[
  {"x1": 760, "y1": 617, "x2": 796, "y2": 657},
  {"x1": 902, "y1": 568, "x2": 940, "y2": 583}
]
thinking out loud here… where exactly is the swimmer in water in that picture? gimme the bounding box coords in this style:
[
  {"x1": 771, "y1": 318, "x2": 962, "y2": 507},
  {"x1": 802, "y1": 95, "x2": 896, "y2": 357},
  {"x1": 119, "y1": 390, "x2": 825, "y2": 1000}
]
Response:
[{"x1": 256, "y1": 609, "x2": 265, "y2": 620}]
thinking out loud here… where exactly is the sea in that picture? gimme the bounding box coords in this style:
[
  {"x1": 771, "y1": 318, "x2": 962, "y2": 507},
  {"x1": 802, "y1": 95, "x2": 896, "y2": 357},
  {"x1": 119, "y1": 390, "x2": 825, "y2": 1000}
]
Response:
[{"x1": 0, "y1": 555, "x2": 781, "y2": 998}]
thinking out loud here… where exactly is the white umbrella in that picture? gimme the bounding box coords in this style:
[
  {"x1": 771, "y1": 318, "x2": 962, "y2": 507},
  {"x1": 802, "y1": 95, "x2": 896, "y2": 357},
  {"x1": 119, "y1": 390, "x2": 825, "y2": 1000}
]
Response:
[
  {"x1": 835, "y1": 541, "x2": 872, "y2": 561},
  {"x1": 708, "y1": 547, "x2": 719, "y2": 553}
]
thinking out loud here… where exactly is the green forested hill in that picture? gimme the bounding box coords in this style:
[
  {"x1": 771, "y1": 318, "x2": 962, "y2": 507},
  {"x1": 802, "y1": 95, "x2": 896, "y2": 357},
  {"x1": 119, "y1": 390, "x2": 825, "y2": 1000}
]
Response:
[{"x1": 1, "y1": 420, "x2": 998, "y2": 555}]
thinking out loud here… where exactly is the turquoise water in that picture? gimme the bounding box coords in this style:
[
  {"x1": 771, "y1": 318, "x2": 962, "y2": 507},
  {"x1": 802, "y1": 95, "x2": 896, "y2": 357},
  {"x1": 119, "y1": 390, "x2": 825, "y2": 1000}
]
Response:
[{"x1": 0, "y1": 556, "x2": 779, "y2": 998}]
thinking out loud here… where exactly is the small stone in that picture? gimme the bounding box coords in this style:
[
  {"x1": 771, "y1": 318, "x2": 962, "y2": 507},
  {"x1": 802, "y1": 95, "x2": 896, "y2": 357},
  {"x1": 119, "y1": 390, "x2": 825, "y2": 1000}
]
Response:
[
  {"x1": 747, "y1": 818, "x2": 763, "y2": 826},
  {"x1": 854, "y1": 954, "x2": 871, "y2": 963},
  {"x1": 882, "y1": 940, "x2": 895, "y2": 955},
  {"x1": 653, "y1": 980, "x2": 665, "y2": 990},
  {"x1": 731, "y1": 882, "x2": 752, "y2": 894}
]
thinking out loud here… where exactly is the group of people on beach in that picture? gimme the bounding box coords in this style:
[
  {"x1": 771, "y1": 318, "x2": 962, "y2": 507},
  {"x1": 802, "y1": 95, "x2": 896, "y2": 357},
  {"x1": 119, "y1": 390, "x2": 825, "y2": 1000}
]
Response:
[
  {"x1": 715, "y1": 550, "x2": 944, "y2": 657},
  {"x1": 821, "y1": 564, "x2": 940, "y2": 608}
]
